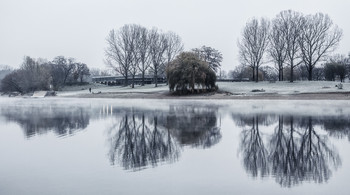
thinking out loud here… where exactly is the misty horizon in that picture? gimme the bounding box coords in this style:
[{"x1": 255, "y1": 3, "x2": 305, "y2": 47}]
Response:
[{"x1": 1, "y1": 0, "x2": 349, "y2": 72}]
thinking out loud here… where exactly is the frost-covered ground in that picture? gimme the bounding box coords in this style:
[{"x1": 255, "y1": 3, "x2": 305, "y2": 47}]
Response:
[
  {"x1": 57, "y1": 81, "x2": 350, "y2": 97},
  {"x1": 58, "y1": 83, "x2": 168, "y2": 97},
  {"x1": 218, "y1": 81, "x2": 350, "y2": 95}
]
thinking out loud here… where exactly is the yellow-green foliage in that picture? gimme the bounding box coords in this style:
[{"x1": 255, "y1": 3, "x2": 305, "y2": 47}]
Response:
[{"x1": 166, "y1": 52, "x2": 216, "y2": 94}]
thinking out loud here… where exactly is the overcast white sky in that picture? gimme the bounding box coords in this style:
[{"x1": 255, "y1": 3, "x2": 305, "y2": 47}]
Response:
[{"x1": 0, "y1": 0, "x2": 349, "y2": 71}]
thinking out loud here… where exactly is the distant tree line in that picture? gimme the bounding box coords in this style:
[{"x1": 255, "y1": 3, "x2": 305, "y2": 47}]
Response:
[
  {"x1": 0, "y1": 56, "x2": 90, "y2": 93},
  {"x1": 230, "y1": 53, "x2": 350, "y2": 82},
  {"x1": 238, "y1": 10, "x2": 343, "y2": 82},
  {"x1": 324, "y1": 54, "x2": 349, "y2": 82},
  {"x1": 0, "y1": 65, "x2": 12, "y2": 81},
  {"x1": 90, "y1": 68, "x2": 113, "y2": 77}
]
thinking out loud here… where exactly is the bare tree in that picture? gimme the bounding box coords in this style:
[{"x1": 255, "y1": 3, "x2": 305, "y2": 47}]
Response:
[
  {"x1": 238, "y1": 18, "x2": 270, "y2": 82},
  {"x1": 52, "y1": 56, "x2": 76, "y2": 85},
  {"x1": 165, "y1": 31, "x2": 184, "y2": 67},
  {"x1": 269, "y1": 17, "x2": 288, "y2": 81},
  {"x1": 193, "y1": 46, "x2": 223, "y2": 73},
  {"x1": 278, "y1": 10, "x2": 304, "y2": 82},
  {"x1": 299, "y1": 13, "x2": 343, "y2": 80},
  {"x1": 105, "y1": 25, "x2": 135, "y2": 86},
  {"x1": 149, "y1": 28, "x2": 168, "y2": 87},
  {"x1": 75, "y1": 63, "x2": 90, "y2": 83},
  {"x1": 1, "y1": 56, "x2": 51, "y2": 93},
  {"x1": 128, "y1": 25, "x2": 142, "y2": 88},
  {"x1": 135, "y1": 26, "x2": 151, "y2": 86}
]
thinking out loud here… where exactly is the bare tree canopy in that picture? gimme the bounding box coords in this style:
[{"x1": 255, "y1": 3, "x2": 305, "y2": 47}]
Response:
[
  {"x1": 269, "y1": 17, "x2": 288, "y2": 81},
  {"x1": 165, "y1": 31, "x2": 184, "y2": 65},
  {"x1": 74, "y1": 63, "x2": 90, "y2": 83},
  {"x1": 299, "y1": 13, "x2": 343, "y2": 80},
  {"x1": 52, "y1": 56, "x2": 76, "y2": 85},
  {"x1": 238, "y1": 18, "x2": 270, "y2": 82},
  {"x1": 278, "y1": 10, "x2": 304, "y2": 82},
  {"x1": 105, "y1": 24, "x2": 183, "y2": 87},
  {"x1": 105, "y1": 25, "x2": 135, "y2": 86},
  {"x1": 135, "y1": 26, "x2": 151, "y2": 86},
  {"x1": 149, "y1": 28, "x2": 168, "y2": 87},
  {"x1": 192, "y1": 46, "x2": 223, "y2": 73},
  {"x1": 1, "y1": 56, "x2": 90, "y2": 93}
]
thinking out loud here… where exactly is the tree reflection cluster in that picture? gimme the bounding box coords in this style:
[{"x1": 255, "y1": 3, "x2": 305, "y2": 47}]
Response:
[
  {"x1": 0, "y1": 106, "x2": 90, "y2": 137},
  {"x1": 236, "y1": 114, "x2": 343, "y2": 187},
  {"x1": 2, "y1": 102, "x2": 349, "y2": 187},
  {"x1": 107, "y1": 106, "x2": 221, "y2": 171}
]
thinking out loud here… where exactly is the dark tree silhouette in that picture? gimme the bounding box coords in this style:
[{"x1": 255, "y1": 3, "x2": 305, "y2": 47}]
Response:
[{"x1": 167, "y1": 52, "x2": 217, "y2": 94}]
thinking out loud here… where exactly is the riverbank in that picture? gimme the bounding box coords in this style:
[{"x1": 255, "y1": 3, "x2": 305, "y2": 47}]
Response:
[{"x1": 55, "y1": 81, "x2": 350, "y2": 100}]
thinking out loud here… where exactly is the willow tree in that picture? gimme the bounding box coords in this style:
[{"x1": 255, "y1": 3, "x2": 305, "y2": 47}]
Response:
[{"x1": 166, "y1": 52, "x2": 216, "y2": 94}]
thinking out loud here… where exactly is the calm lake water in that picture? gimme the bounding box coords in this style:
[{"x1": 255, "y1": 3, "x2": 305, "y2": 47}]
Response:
[{"x1": 0, "y1": 98, "x2": 349, "y2": 195}]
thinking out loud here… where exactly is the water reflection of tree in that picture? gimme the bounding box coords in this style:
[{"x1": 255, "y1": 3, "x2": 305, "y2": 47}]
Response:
[
  {"x1": 269, "y1": 116, "x2": 302, "y2": 187},
  {"x1": 236, "y1": 114, "x2": 341, "y2": 187},
  {"x1": 322, "y1": 117, "x2": 350, "y2": 142},
  {"x1": 162, "y1": 106, "x2": 222, "y2": 148},
  {"x1": 108, "y1": 112, "x2": 180, "y2": 171},
  {"x1": 239, "y1": 115, "x2": 268, "y2": 177},
  {"x1": 1, "y1": 106, "x2": 90, "y2": 137},
  {"x1": 108, "y1": 106, "x2": 221, "y2": 171},
  {"x1": 296, "y1": 117, "x2": 340, "y2": 185}
]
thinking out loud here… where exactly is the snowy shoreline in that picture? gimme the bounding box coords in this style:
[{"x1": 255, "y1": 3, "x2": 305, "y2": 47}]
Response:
[{"x1": 54, "y1": 81, "x2": 350, "y2": 100}]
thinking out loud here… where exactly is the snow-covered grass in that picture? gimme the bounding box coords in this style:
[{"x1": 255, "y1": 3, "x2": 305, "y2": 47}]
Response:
[
  {"x1": 57, "y1": 81, "x2": 350, "y2": 97},
  {"x1": 58, "y1": 83, "x2": 168, "y2": 97},
  {"x1": 218, "y1": 81, "x2": 350, "y2": 95}
]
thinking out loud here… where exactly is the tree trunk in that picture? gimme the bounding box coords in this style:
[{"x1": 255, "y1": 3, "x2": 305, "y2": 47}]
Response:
[
  {"x1": 132, "y1": 74, "x2": 135, "y2": 88},
  {"x1": 252, "y1": 67, "x2": 255, "y2": 81},
  {"x1": 308, "y1": 68, "x2": 313, "y2": 81},
  {"x1": 191, "y1": 66, "x2": 195, "y2": 93},
  {"x1": 141, "y1": 71, "x2": 145, "y2": 86},
  {"x1": 124, "y1": 72, "x2": 128, "y2": 86},
  {"x1": 279, "y1": 63, "x2": 283, "y2": 81},
  {"x1": 255, "y1": 66, "x2": 259, "y2": 82},
  {"x1": 279, "y1": 70, "x2": 282, "y2": 81},
  {"x1": 154, "y1": 69, "x2": 158, "y2": 87},
  {"x1": 281, "y1": 67, "x2": 283, "y2": 81},
  {"x1": 290, "y1": 65, "x2": 294, "y2": 83}
]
